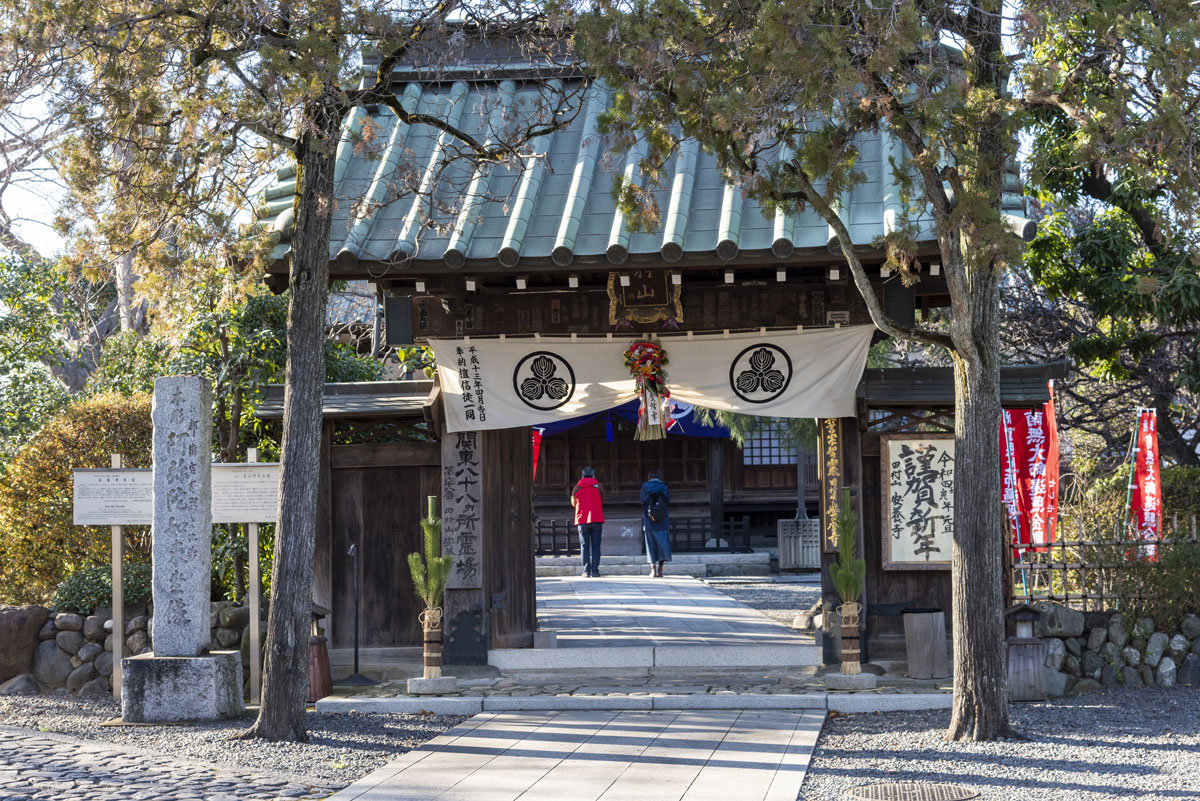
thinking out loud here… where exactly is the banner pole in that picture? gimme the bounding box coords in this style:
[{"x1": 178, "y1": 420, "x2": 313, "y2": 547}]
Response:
[{"x1": 1122, "y1": 409, "x2": 1141, "y2": 547}]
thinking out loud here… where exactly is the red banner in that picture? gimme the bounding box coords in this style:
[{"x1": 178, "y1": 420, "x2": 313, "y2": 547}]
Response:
[
  {"x1": 1131, "y1": 409, "x2": 1161, "y2": 559},
  {"x1": 531, "y1": 427, "x2": 543, "y2": 482},
  {"x1": 1002, "y1": 386, "x2": 1060, "y2": 556}
]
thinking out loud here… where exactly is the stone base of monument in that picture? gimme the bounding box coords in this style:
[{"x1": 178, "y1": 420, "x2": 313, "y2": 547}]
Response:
[
  {"x1": 407, "y1": 676, "x2": 459, "y2": 695},
  {"x1": 121, "y1": 651, "x2": 245, "y2": 722},
  {"x1": 824, "y1": 672, "x2": 878, "y2": 691}
]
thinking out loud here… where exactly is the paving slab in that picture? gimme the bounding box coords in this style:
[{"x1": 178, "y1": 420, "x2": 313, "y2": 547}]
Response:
[{"x1": 327, "y1": 710, "x2": 823, "y2": 801}]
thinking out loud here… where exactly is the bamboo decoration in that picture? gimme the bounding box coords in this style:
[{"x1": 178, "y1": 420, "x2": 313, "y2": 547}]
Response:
[
  {"x1": 830, "y1": 488, "x2": 866, "y2": 675},
  {"x1": 408, "y1": 496, "x2": 453, "y2": 679}
]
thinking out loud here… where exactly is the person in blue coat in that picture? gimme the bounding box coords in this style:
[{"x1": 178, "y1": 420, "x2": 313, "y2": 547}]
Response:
[{"x1": 641, "y1": 470, "x2": 672, "y2": 577}]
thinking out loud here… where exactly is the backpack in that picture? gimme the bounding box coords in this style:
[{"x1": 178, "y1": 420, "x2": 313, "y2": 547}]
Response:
[{"x1": 647, "y1": 491, "x2": 667, "y2": 524}]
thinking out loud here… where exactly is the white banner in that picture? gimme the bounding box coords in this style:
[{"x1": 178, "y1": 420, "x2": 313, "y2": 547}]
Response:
[{"x1": 431, "y1": 325, "x2": 875, "y2": 432}]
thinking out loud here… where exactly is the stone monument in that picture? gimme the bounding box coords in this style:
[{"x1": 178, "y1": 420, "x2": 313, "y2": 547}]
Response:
[{"x1": 122, "y1": 376, "x2": 244, "y2": 722}]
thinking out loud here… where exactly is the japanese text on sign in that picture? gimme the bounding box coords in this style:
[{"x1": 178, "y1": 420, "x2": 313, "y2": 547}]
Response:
[
  {"x1": 820, "y1": 418, "x2": 842, "y2": 552},
  {"x1": 441, "y1": 431, "x2": 484, "y2": 589},
  {"x1": 883, "y1": 435, "x2": 954, "y2": 569}
]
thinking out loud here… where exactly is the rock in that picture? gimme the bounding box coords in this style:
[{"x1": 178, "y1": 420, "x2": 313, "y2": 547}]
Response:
[
  {"x1": 70, "y1": 656, "x2": 82, "y2": 669},
  {"x1": 1044, "y1": 638, "x2": 1066, "y2": 671},
  {"x1": 1145, "y1": 632, "x2": 1169, "y2": 668},
  {"x1": 1107, "y1": 614, "x2": 1129, "y2": 649},
  {"x1": 1123, "y1": 668, "x2": 1143, "y2": 688},
  {"x1": 1178, "y1": 653, "x2": 1200, "y2": 685},
  {"x1": 1101, "y1": 641, "x2": 1121, "y2": 665},
  {"x1": 125, "y1": 630, "x2": 149, "y2": 655},
  {"x1": 0, "y1": 605, "x2": 52, "y2": 682},
  {"x1": 1169, "y1": 634, "x2": 1189, "y2": 662},
  {"x1": 1064, "y1": 637, "x2": 1082, "y2": 658},
  {"x1": 1132, "y1": 617, "x2": 1155, "y2": 640},
  {"x1": 1141, "y1": 664, "x2": 1156, "y2": 687},
  {"x1": 138, "y1": 642, "x2": 152, "y2": 655},
  {"x1": 125, "y1": 615, "x2": 148, "y2": 635},
  {"x1": 76, "y1": 642, "x2": 102, "y2": 663},
  {"x1": 1069, "y1": 678, "x2": 1102, "y2": 695},
  {"x1": 1156, "y1": 657, "x2": 1177, "y2": 687},
  {"x1": 1181, "y1": 614, "x2": 1200, "y2": 640},
  {"x1": 83, "y1": 616, "x2": 106, "y2": 642},
  {"x1": 65, "y1": 663, "x2": 95, "y2": 692},
  {"x1": 103, "y1": 634, "x2": 113, "y2": 652},
  {"x1": 791, "y1": 613, "x2": 813, "y2": 630},
  {"x1": 1033, "y1": 601, "x2": 1085, "y2": 638},
  {"x1": 38, "y1": 620, "x2": 58, "y2": 640},
  {"x1": 218, "y1": 606, "x2": 250, "y2": 629},
  {"x1": 0, "y1": 674, "x2": 40, "y2": 695},
  {"x1": 1043, "y1": 667, "x2": 1074, "y2": 697},
  {"x1": 1087, "y1": 627, "x2": 1108, "y2": 652},
  {"x1": 1131, "y1": 637, "x2": 1147, "y2": 653},
  {"x1": 1122, "y1": 647, "x2": 1141, "y2": 667},
  {"x1": 1063, "y1": 654, "x2": 1082, "y2": 676},
  {"x1": 1082, "y1": 650, "x2": 1103, "y2": 679},
  {"x1": 54, "y1": 612, "x2": 83, "y2": 631},
  {"x1": 77, "y1": 677, "x2": 109, "y2": 698},
  {"x1": 93, "y1": 607, "x2": 112, "y2": 623},
  {"x1": 1100, "y1": 664, "x2": 1118, "y2": 686},
  {"x1": 55, "y1": 630, "x2": 84, "y2": 655},
  {"x1": 824, "y1": 672, "x2": 878, "y2": 691},
  {"x1": 94, "y1": 651, "x2": 113, "y2": 677},
  {"x1": 103, "y1": 619, "x2": 113, "y2": 633},
  {"x1": 215, "y1": 628, "x2": 241, "y2": 648},
  {"x1": 1193, "y1": 638, "x2": 1200, "y2": 655}
]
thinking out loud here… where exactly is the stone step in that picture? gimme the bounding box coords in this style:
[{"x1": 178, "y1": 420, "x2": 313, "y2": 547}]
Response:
[
  {"x1": 488, "y1": 643, "x2": 821, "y2": 672},
  {"x1": 537, "y1": 563, "x2": 707, "y2": 577}
]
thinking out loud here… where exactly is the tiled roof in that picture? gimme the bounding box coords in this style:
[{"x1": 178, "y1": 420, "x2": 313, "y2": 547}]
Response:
[{"x1": 258, "y1": 79, "x2": 1034, "y2": 272}]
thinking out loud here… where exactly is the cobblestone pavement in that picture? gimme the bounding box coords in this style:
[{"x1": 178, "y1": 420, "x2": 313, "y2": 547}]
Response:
[{"x1": 0, "y1": 727, "x2": 338, "y2": 801}]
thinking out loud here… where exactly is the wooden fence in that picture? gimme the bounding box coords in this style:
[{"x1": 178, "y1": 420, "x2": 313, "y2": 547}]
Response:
[
  {"x1": 534, "y1": 516, "x2": 752, "y2": 556},
  {"x1": 1009, "y1": 515, "x2": 1199, "y2": 612}
]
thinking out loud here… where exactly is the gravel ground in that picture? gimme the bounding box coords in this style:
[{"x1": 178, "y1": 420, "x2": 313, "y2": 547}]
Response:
[
  {"x1": 0, "y1": 695, "x2": 463, "y2": 787},
  {"x1": 708, "y1": 579, "x2": 822, "y2": 625},
  {"x1": 800, "y1": 685, "x2": 1200, "y2": 800}
]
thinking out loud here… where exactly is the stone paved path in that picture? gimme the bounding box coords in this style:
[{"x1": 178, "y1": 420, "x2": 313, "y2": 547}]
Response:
[
  {"x1": 330, "y1": 709, "x2": 824, "y2": 801},
  {"x1": 0, "y1": 728, "x2": 337, "y2": 801},
  {"x1": 536, "y1": 577, "x2": 806, "y2": 647}
]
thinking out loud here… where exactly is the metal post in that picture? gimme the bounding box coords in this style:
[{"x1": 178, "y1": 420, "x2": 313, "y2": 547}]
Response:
[
  {"x1": 248, "y1": 447, "x2": 262, "y2": 706},
  {"x1": 110, "y1": 453, "x2": 125, "y2": 702},
  {"x1": 339, "y1": 543, "x2": 374, "y2": 685}
]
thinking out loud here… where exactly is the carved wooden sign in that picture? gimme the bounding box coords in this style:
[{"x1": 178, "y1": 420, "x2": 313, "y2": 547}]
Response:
[
  {"x1": 818, "y1": 418, "x2": 844, "y2": 554},
  {"x1": 607, "y1": 270, "x2": 682, "y2": 324},
  {"x1": 441, "y1": 431, "x2": 485, "y2": 589},
  {"x1": 881, "y1": 433, "x2": 954, "y2": 570}
]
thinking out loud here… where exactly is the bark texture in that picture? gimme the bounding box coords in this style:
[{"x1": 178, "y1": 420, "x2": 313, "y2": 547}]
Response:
[{"x1": 241, "y1": 86, "x2": 341, "y2": 743}]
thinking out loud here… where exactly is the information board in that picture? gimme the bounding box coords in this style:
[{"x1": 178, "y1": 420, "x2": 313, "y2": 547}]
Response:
[
  {"x1": 211, "y1": 463, "x2": 280, "y2": 524},
  {"x1": 73, "y1": 469, "x2": 153, "y2": 525}
]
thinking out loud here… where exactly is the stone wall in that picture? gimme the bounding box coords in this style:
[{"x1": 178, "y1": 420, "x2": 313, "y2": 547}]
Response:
[
  {"x1": 1034, "y1": 602, "x2": 1200, "y2": 695},
  {"x1": 0, "y1": 601, "x2": 262, "y2": 697}
]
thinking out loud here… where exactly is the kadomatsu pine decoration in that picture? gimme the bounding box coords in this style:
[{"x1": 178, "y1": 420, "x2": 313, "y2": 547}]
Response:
[{"x1": 623, "y1": 340, "x2": 670, "y2": 440}]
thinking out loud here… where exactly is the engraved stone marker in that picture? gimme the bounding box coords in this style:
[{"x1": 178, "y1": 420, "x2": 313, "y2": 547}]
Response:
[{"x1": 150, "y1": 376, "x2": 213, "y2": 657}]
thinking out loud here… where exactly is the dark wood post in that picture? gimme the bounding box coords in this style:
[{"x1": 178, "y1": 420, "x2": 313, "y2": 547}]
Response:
[{"x1": 709, "y1": 439, "x2": 725, "y2": 536}]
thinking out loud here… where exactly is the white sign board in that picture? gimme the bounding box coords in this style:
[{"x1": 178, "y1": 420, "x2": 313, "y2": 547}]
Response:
[
  {"x1": 73, "y1": 464, "x2": 280, "y2": 526},
  {"x1": 73, "y1": 469, "x2": 153, "y2": 525},
  {"x1": 211, "y1": 463, "x2": 280, "y2": 524},
  {"x1": 882, "y1": 434, "x2": 954, "y2": 570}
]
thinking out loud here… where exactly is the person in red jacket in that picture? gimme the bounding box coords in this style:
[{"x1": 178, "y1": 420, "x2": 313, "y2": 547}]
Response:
[{"x1": 570, "y1": 466, "x2": 606, "y2": 578}]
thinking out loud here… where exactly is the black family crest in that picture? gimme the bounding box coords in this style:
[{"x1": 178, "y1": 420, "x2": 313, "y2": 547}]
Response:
[
  {"x1": 513, "y1": 351, "x2": 576, "y2": 411},
  {"x1": 729, "y1": 344, "x2": 793, "y2": 403}
]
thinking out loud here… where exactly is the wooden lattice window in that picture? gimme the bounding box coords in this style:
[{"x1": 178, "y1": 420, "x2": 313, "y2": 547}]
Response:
[{"x1": 742, "y1": 420, "x2": 797, "y2": 466}]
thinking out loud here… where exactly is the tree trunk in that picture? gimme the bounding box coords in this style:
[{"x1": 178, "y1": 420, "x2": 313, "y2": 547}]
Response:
[
  {"x1": 241, "y1": 86, "x2": 342, "y2": 743},
  {"x1": 1153, "y1": 392, "x2": 1199, "y2": 467}
]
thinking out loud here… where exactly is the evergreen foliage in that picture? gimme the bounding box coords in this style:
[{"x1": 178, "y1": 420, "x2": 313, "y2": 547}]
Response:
[
  {"x1": 51, "y1": 563, "x2": 152, "y2": 615},
  {"x1": 829, "y1": 489, "x2": 865, "y2": 605},
  {"x1": 408, "y1": 496, "x2": 453, "y2": 612}
]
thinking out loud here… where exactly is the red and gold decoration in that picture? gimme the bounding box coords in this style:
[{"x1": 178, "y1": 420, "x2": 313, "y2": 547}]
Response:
[{"x1": 624, "y1": 341, "x2": 670, "y2": 441}]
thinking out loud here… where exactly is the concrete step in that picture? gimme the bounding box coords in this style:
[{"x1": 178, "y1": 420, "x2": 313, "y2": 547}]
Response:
[
  {"x1": 537, "y1": 563, "x2": 707, "y2": 577},
  {"x1": 488, "y1": 643, "x2": 821, "y2": 672}
]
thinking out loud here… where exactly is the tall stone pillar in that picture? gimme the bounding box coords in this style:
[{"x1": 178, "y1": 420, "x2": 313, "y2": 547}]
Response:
[
  {"x1": 151, "y1": 376, "x2": 212, "y2": 656},
  {"x1": 122, "y1": 375, "x2": 243, "y2": 723}
]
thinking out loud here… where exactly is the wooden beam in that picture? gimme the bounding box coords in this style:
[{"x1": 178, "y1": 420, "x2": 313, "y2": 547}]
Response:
[{"x1": 330, "y1": 442, "x2": 440, "y2": 469}]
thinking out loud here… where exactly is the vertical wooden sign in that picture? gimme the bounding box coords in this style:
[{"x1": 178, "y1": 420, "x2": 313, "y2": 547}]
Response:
[
  {"x1": 819, "y1": 418, "x2": 844, "y2": 553},
  {"x1": 441, "y1": 431, "x2": 485, "y2": 589}
]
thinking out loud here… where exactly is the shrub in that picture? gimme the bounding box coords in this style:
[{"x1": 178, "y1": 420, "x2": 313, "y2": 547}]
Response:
[
  {"x1": 1126, "y1": 540, "x2": 1200, "y2": 628},
  {"x1": 0, "y1": 393, "x2": 153, "y2": 604},
  {"x1": 51, "y1": 563, "x2": 153, "y2": 615}
]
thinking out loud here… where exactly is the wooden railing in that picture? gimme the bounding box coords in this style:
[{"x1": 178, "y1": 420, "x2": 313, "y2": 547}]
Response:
[{"x1": 534, "y1": 515, "x2": 752, "y2": 556}]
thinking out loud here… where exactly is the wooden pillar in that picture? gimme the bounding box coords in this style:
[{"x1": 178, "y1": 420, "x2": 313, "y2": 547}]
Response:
[
  {"x1": 709, "y1": 439, "x2": 725, "y2": 534},
  {"x1": 441, "y1": 426, "x2": 488, "y2": 664},
  {"x1": 818, "y1": 417, "x2": 866, "y2": 666}
]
